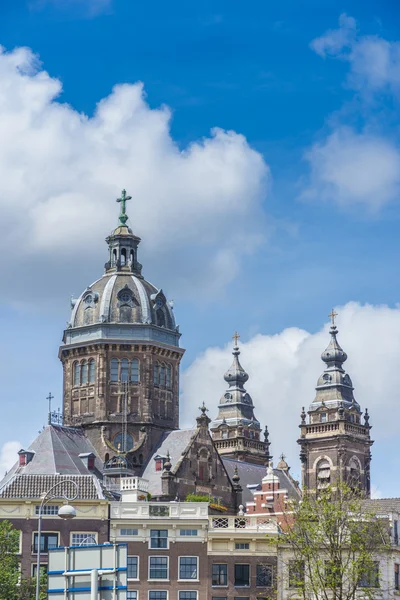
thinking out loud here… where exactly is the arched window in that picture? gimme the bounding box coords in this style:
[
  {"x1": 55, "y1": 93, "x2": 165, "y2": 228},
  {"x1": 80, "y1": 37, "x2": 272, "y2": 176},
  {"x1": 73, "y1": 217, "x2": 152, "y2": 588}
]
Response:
[
  {"x1": 88, "y1": 359, "x2": 95, "y2": 384},
  {"x1": 81, "y1": 360, "x2": 88, "y2": 385},
  {"x1": 317, "y1": 459, "x2": 331, "y2": 490},
  {"x1": 153, "y1": 363, "x2": 159, "y2": 385},
  {"x1": 160, "y1": 364, "x2": 166, "y2": 387},
  {"x1": 121, "y1": 359, "x2": 129, "y2": 382},
  {"x1": 121, "y1": 248, "x2": 126, "y2": 265},
  {"x1": 111, "y1": 359, "x2": 119, "y2": 382},
  {"x1": 131, "y1": 359, "x2": 139, "y2": 383},
  {"x1": 112, "y1": 249, "x2": 117, "y2": 265},
  {"x1": 73, "y1": 361, "x2": 80, "y2": 386},
  {"x1": 166, "y1": 365, "x2": 172, "y2": 388},
  {"x1": 130, "y1": 250, "x2": 134, "y2": 265},
  {"x1": 349, "y1": 457, "x2": 361, "y2": 488}
]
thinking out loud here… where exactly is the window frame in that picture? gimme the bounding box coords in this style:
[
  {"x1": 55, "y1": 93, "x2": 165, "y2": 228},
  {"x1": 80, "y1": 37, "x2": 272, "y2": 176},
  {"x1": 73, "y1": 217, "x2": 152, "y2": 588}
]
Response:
[
  {"x1": 148, "y1": 592, "x2": 168, "y2": 600},
  {"x1": 178, "y1": 556, "x2": 199, "y2": 581},
  {"x1": 179, "y1": 529, "x2": 198, "y2": 537},
  {"x1": 32, "y1": 563, "x2": 48, "y2": 577},
  {"x1": 289, "y1": 560, "x2": 305, "y2": 589},
  {"x1": 120, "y1": 528, "x2": 139, "y2": 537},
  {"x1": 235, "y1": 542, "x2": 250, "y2": 550},
  {"x1": 178, "y1": 592, "x2": 198, "y2": 600},
  {"x1": 127, "y1": 555, "x2": 139, "y2": 580},
  {"x1": 149, "y1": 529, "x2": 169, "y2": 549},
  {"x1": 32, "y1": 531, "x2": 59, "y2": 554},
  {"x1": 256, "y1": 563, "x2": 273, "y2": 587},
  {"x1": 234, "y1": 563, "x2": 250, "y2": 587},
  {"x1": 70, "y1": 532, "x2": 98, "y2": 547},
  {"x1": 127, "y1": 592, "x2": 138, "y2": 600},
  {"x1": 212, "y1": 563, "x2": 228, "y2": 587},
  {"x1": 148, "y1": 556, "x2": 169, "y2": 581},
  {"x1": 358, "y1": 562, "x2": 380, "y2": 588},
  {"x1": 395, "y1": 563, "x2": 399, "y2": 590}
]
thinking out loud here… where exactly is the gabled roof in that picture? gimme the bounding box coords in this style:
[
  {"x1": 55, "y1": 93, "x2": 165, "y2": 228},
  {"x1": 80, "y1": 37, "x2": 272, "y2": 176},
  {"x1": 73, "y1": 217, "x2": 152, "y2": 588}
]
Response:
[
  {"x1": 222, "y1": 458, "x2": 301, "y2": 504},
  {"x1": 142, "y1": 428, "x2": 197, "y2": 496}
]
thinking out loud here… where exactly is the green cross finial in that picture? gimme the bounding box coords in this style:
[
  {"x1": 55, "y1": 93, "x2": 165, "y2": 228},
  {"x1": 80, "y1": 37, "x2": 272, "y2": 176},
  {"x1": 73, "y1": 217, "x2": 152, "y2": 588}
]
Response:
[{"x1": 116, "y1": 189, "x2": 132, "y2": 225}]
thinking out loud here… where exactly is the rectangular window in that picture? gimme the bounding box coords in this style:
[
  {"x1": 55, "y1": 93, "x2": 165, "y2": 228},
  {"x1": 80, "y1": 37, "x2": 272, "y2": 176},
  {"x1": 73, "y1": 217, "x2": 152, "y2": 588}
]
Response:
[
  {"x1": 212, "y1": 598, "x2": 227, "y2": 600},
  {"x1": 234, "y1": 564, "x2": 250, "y2": 587},
  {"x1": 35, "y1": 505, "x2": 59, "y2": 516},
  {"x1": 289, "y1": 560, "x2": 305, "y2": 588},
  {"x1": 120, "y1": 528, "x2": 139, "y2": 536},
  {"x1": 149, "y1": 593, "x2": 167, "y2": 600},
  {"x1": 32, "y1": 564, "x2": 48, "y2": 577},
  {"x1": 235, "y1": 543, "x2": 250, "y2": 550},
  {"x1": 395, "y1": 564, "x2": 399, "y2": 590},
  {"x1": 128, "y1": 556, "x2": 139, "y2": 579},
  {"x1": 235, "y1": 597, "x2": 250, "y2": 600},
  {"x1": 127, "y1": 593, "x2": 137, "y2": 600},
  {"x1": 33, "y1": 533, "x2": 59, "y2": 553},
  {"x1": 212, "y1": 564, "x2": 227, "y2": 586},
  {"x1": 155, "y1": 459, "x2": 163, "y2": 472},
  {"x1": 321, "y1": 412, "x2": 327, "y2": 423},
  {"x1": 149, "y1": 556, "x2": 169, "y2": 580},
  {"x1": 394, "y1": 520, "x2": 399, "y2": 545},
  {"x1": 358, "y1": 563, "x2": 380, "y2": 588},
  {"x1": 150, "y1": 529, "x2": 168, "y2": 548},
  {"x1": 179, "y1": 557, "x2": 198, "y2": 580},
  {"x1": 256, "y1": 564, "x2": 273, "y2": 587},
  {"x1": 179, "y1": 529, "x2": 198, "y2": 536},
  {"x1": 178, "y1": 593, "x2": 197, "y2": 600},
  {"x1": 70, "y1": 533, "x2": 97, "y2": 546},
  {"x1": 131, "y1": 359, "x2": 139, "y2": 383}
]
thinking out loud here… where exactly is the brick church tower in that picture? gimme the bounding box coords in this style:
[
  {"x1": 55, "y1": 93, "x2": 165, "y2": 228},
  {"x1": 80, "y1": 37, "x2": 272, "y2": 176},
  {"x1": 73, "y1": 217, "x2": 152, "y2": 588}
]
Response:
[
  {"x1": 298, "y1": 311, "x2": 373, "y2": 496},
  {"x1": 210, "y1": 334, "x2": 271, "y2": 465},
  {"x1": 59, "y1": 190, "x2": 185, "y2": 472}
]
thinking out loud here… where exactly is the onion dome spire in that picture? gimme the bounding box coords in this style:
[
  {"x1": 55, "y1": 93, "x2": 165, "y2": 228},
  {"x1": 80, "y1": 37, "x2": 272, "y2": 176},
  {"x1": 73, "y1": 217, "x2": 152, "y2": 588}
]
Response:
[
  {"x1": 321, "y1": 309, "x2": 348, "y2": 368},
  {"x1": 224, "y1": 332, "x2": 249, "y2": 390}
]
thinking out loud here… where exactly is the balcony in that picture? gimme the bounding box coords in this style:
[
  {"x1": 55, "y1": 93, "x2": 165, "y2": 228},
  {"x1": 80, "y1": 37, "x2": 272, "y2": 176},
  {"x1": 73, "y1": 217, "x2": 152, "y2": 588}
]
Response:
[{"x1": 209, "y1": 516, "x2": 279, "y2": 534}]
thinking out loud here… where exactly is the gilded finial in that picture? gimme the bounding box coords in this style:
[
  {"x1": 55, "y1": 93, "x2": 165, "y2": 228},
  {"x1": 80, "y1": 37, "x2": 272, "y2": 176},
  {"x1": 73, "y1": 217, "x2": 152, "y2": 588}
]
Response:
[
  {"x1": 116, "y1": 189, "x2": 132, "y2": 226},
  {"x1": 328, "y1": 308, "x2": 338, "y2": 327},
  {"x1": 232, "y1": 331, "x2": 240, "y2": 347}
]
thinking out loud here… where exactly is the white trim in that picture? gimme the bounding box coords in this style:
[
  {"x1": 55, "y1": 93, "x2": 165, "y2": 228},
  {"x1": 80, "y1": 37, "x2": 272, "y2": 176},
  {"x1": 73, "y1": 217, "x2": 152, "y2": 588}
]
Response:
[
  {"x1": 178, "y1": 555, "x2": 199, "y2": 581},
  {"x1": 178, "y1": 591, "x2": 199, "y2": 600},
  {"x1": 99, "y1": 275, "x2": 117, "y2": 321},
  {"x1": 127, "y1": 555, "x2": 140, "y2": 580},
  {"x1": 148, "y1": 555, "x2": 169, "y2": 581},
  {"x1": 131, "y1": 275, "x2": 151, "y2": 323},
  {"x1": 148, "y1": 592, "x2": 168, "y2": 600},
  {"x1": 70, "y1": 531, "x2": 98, "y2": 546},
  {"x1": 149, "y1": 529, "x2": 169, "y2": 550}
]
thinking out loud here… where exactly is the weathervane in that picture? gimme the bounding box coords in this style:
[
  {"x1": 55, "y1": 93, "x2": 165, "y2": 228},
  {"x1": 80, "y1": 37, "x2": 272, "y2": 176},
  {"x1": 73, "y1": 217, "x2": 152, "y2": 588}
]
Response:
[{"x1": 116, "y1": 189, "x2": 132, "y2": 225}]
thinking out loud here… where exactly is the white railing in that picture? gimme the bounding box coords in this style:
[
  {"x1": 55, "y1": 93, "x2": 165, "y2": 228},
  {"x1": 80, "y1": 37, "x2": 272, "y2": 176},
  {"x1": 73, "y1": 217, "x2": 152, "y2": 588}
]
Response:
[
  {"x1": 111, "y1": 501, "x2": 210, "y2": 520},
  {"x1": 210, "y1": 516, "x2": 278, "y2": 533},
  {"x1": 120, "y1": 477, "x2": 149, "y2": 493}
]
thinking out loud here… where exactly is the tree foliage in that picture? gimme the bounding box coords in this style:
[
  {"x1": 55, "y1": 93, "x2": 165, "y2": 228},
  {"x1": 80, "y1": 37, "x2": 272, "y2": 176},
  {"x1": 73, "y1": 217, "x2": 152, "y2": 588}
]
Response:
[{"x1": 278, "y1": 484, "x2": 391, "y2": 600}]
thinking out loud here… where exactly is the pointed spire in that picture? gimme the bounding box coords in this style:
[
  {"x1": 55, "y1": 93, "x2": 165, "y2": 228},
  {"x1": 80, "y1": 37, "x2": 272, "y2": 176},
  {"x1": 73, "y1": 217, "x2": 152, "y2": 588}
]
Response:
[
  {"x1": 321, "y1": 310, "x2": 347, "y2": 367},
  {"x1": 224, "y1": 333, "x2": 249, "y2": 389}
]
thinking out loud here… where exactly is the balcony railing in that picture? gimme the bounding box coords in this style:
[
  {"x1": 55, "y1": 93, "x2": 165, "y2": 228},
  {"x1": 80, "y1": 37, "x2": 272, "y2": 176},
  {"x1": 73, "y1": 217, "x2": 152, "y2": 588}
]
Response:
[{"x1": 209, "y1": 516, "x2": 279, "y2": 533}]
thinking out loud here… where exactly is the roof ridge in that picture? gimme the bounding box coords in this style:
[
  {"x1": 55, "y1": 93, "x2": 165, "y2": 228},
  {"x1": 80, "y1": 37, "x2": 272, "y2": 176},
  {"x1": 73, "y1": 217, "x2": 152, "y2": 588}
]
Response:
[{"x1": 50, "y1": 426, "x2": 83, "y2": 474}]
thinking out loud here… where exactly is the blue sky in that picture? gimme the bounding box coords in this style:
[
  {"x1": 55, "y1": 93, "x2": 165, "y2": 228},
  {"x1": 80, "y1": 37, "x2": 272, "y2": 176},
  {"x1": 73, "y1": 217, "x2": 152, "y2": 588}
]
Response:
[{"x1": 0, "y1": 0, "x2": 400, "y2": 496}]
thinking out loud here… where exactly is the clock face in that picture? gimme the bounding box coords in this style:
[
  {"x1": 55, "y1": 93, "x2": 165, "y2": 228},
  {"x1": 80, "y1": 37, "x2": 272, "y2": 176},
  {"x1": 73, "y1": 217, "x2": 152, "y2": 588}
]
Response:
[{"x1": 114, "y1": 432, "x2": 134, "y2": 452}]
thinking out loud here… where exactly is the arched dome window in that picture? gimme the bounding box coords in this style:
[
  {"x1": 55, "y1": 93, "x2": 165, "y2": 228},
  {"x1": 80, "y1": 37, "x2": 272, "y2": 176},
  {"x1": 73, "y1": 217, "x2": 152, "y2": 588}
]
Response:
[
  {"x1": 349, "y1": 457, "x2": 361, "y2": 488},
  {"x1": 81, "y1": 360, "x2": 88, "y2": 385},
  {"x1": 73, "y1": 361, "x2": 80, "y2": 386},
  {"x1": 121, "y1": 359, "x2": 129, "y2": 382},
  {"x1": 121, "y1": 248, "x2": 127, "y2": 265},
  {"x1": 111, "y1": 359, "x2": 119, "y2": 382},
  {"x1": 317, "y1": 458, "x2": 331, "y2": 490},
  {"x1": 131, "y1": 359, "x2": 139, "y2": 383},
  {"x1": 88, "y1": 359, "x2": 95, "y2": 384}
]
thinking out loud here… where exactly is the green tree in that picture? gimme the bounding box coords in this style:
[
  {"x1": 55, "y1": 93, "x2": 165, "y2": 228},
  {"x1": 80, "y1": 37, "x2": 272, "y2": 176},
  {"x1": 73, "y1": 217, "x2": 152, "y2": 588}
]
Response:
[
  {"x1": 0, "y1": 520, "x2": 20, "y2": 600},
  {"x1": 276, "y1": 484, "x2": 391, "y2": 600}
]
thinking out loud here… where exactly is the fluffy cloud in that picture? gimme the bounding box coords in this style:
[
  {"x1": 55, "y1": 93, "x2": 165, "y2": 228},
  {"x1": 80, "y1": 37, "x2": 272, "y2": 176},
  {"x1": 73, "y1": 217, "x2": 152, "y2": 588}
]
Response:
[
  {"x1": 0, "y1": 45, "x2": 268, "y2": 303},
  {"x1": 311, "y1": 13, "x2": 400, "y2": 96},
  {"x1": 304, "y1": 16, "x2": 400, "y2": 209},
  {"x1": 182, "y1": 302, "x2": 400, "y2": 485},
  {"x1": 0, "y1": 441, "x2": 21, "y2": 478},
  {"x1": 303, "y1": 127, "x2": 400, "y2": 209}
]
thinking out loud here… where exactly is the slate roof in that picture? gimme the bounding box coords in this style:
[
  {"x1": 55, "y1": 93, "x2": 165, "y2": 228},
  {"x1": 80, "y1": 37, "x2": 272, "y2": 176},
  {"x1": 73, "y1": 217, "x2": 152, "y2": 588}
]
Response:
[
  {"x1": 222, "y1": 458, "x2": 301, "y2": 504},
  {"x1": 362, "y1": 498, "x2": 400, "y2": 514},
  {"x1": 0, "y1": 425, "x2": 107, "y2": 500},
  {"x1": 142, "y1": 428, "x2": 197, "y2": 496}
]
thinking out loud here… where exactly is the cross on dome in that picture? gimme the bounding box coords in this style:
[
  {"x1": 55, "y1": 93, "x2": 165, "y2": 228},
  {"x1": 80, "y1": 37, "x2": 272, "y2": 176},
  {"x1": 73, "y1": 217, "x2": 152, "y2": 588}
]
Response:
[
  {"x1": 328, "y1": 308, "x2": 338, "y2": 327},
  {"x1": 232, "y1": 331, "x2": 240, "y2": 347},
  {"x1": 116, "y1": 189, "x2": 132, "y2": 225}
]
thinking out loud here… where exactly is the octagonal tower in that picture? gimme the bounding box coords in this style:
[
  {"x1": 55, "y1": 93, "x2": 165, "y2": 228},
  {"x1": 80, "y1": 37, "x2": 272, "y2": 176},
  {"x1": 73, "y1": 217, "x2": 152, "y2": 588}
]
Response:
[{"x1": 59, "y1": 190, "x2": 185, "y2": 472}]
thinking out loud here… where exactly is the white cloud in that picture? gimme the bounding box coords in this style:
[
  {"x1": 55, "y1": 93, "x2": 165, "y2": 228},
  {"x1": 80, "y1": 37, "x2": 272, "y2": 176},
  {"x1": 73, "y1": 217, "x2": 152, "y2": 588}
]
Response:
[
  {"x1": 182, "y1": 302, "x2": 400, "y2": 487},
  {"x1": 303, "y1": 127, "x2": 400, "y2": 209},
  {"x1": 304, "y1": 16, "x2": 400, "y2": 209},
  {"x1": 0, "y1": 441, "x2": 21, "y2": 477},
  {"x1": 0, "y1": 45, "x2": 269, "y2": 303}
]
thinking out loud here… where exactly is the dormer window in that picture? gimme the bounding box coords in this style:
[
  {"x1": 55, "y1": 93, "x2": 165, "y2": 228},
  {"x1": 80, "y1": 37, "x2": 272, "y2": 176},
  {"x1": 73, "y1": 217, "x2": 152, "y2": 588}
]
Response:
[
  {"x1": 154, "y1": 456, "x2": 165, "y2": 471},
  {"x1": 18, "y1": 449, "x2": 35, "y2": 467}
]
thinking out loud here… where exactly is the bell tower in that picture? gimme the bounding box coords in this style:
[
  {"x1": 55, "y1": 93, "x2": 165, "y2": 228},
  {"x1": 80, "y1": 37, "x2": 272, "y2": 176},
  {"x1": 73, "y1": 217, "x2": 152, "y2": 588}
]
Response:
[
  {"x1": 298, "y1": 310, "x2": 373, "y2": 496},
  {"x1": 210, "y1": 333, "x2": 271, "y2": 465},
  {"x1": 59, "y1": 189, "x2": 185, "y2": 474}
]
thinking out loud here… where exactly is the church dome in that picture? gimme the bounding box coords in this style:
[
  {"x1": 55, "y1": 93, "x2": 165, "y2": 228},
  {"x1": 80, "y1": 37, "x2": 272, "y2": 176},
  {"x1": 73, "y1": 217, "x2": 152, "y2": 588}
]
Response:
[{"x1": 63, "y1": 189, "x2": 179, "y2": 348}]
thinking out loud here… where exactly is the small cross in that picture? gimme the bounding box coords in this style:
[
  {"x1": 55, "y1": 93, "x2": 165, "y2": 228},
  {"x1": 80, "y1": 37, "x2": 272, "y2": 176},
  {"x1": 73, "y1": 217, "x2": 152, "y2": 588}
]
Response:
[
  {"x1": 280, "y1": 453, "x2": 286, "y2": 461},
  {"x1": 232, "y1": 331, "x2": 240, "y2": 346},
  {"x1": 47, "y1": 392, "x2": 54, "y2": 413},
  {"x1": 116, "y1": 189, "x2": 132, "y2": 225},
  {"x1": 328, "y1": 308, "x2": 338, "y2": 326}
]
